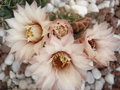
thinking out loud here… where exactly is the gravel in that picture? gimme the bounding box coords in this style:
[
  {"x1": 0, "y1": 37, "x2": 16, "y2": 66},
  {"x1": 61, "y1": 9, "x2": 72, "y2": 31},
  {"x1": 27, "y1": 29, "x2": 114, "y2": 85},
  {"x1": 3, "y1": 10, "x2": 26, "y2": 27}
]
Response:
[
  {"x1": 19, "y1": 80, "x2": 28, "y2": 89},
  {"x1": 12, "y1": 61, "x2": 21, "y2": 73},
  {"x1": 4, "y1": 54, "x2": 14, "y2": 65},
  {"x1": 16, "y1": 73, "x2": 25, "y2": 79},
  {"x1": 0, "y1": 72, "x2": 5, "y2": 80},
  {"x1": 25, "y1": 69, "x2": 32, "y2": 77},
  {"x1": 105, "y1": 73, "x2": 115, "y2": 85},
  {"x1": 87, "y1": 71, "x2": 95, "y2": 84},
  {"x1": 9, "y1": 71, "x2": 16, "y2": 79},
  {"x1": 95, "y1": 79, "x2": 105, "y2": 90},
  {"x1": 92, "y1": 68, "x2": 102, "y2": 79}
]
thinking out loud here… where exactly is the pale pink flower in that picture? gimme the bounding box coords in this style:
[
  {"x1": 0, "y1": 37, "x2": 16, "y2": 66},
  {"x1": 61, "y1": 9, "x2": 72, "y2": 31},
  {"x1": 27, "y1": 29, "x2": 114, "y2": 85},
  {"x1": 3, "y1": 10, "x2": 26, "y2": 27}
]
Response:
[
  {"x1": 27, "y1": 34, "x2": 93, "y2": 90},
  {"x1": 48, "y1": 19, "x2": 73, "y2": 39},
  {"x1": 83, "y1": 22, "x2": 118, "y2": 66},
  {"x1": 5, "y1": 1, "x2": 50, "y2": 62}
]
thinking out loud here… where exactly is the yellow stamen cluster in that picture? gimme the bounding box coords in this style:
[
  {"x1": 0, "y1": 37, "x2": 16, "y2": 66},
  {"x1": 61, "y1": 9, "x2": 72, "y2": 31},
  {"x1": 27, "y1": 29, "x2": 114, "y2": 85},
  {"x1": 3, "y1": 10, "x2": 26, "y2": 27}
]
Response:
[
  {"x1": 53, "y1": 25, "x2": 68, "y2": 39},
  {"x1": 25, "y1": 24, "x2": 43, "y2": 43},
  {"x1": 51, "y1": 51, "x2": 71, "y2": 70},
  {"x1": 26, "y1": 26, "x2": 34, "y2": 38}
]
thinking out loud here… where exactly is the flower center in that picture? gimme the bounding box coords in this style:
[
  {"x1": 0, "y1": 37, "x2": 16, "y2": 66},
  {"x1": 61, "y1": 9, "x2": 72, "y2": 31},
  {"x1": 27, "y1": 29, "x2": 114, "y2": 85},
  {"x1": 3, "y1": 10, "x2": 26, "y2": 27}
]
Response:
[
  {"x1": 51, "y1": 51, "x2": 71, "y2": 70},
  {"x1": 88, "y1": 39, "x2": 97, "y2": 50},
  {"x1": 53, "y1": 24, "x2": 68, "y2": 39},
  {"x1": 25, "y1": 24, "x2": 43, "y2": 43},
  {"x1": 49, "y1": 19, "x2": 72, "y2": 39}
]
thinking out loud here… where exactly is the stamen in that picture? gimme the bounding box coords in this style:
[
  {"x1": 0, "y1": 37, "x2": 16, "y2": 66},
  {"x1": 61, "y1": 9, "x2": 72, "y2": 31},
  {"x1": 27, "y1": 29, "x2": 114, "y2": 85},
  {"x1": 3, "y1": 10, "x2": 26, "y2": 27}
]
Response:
[
  {"x1": 49, "y1": 19, "x2": 72, "y2": 39},
  {"x1": 25, "y1": 24, "x2": 43, "y2": 43},
  {"x1": 53, "y1": 25, "x2": 68, "y2": 39},
  {"x1": 51, "y1": 51, "x2": 71, "y2": 70}
]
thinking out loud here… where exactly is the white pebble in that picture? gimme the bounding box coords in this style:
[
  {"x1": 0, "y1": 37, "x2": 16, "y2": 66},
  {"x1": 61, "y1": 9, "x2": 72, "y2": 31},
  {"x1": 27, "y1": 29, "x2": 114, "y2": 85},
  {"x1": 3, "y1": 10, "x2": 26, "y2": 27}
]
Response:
[
  {"x1": 27, "y1": 84, "x2": 35, "y2": 89},
  {"x1": 64, "y1": 5, "x2": 71, "y2": 11},
  {"x1": 53, "y1": 8, "x2": 58, "y2": 13},
  {"x1": 113, "y1": 35, "x2": 120, "y2": 40},
  {"x1": 61, "y1": 0, "x2": 69, "y2": 3},
  {"x1": 80, "y1": 81, "x2": 85, "y2": 90},
  {"x1": 26, "y1": 78, "x2": 32, "y2": 84},
  {"x1": 0, "y1": 72, "x2": 5, "y2": 80},
  {"x1": 32, "y1": 75, "x2": 39, "y2": 82},
  {"x1": 108, "y1": 67, "x2": 112, "y2": 72},
  {"x1": 76, "y1": 0, "x2": 88, "y2": 7},
  {"x1": 98, "y1": 1, "x2": 110, "y2": 9},
  {"x1": 92, "y1": 19, "x2": 97, "y2": 24},
  {"x1": 7, "y1": 79, "x2": 12, "y2": 87},
  {"x1": 12, "y1": 87, "x2": 18, "y2": 90},
  {"x1": 3, "y1": 76, "x2": 9, "y2": 82},
  {"x1": 5, "y1": 54, "x2": 14, "y2": 65},
  {"x1": 87, "y1": 3, "x2": 99, "y2": 13},
  {"x1": 90, "y1": 84, "x2": 95, "y2": 90},
  {"x1": 116, "y1": 47, "x2": 120, "y2": 54},
  {"x1": 10, "y1": 71, "x2": 16, "y2": 79},
  {"x1": 89, "y1": 61, "x2": 94, "y2": 67},
  {"x1": 95, "y1": 81, "x2": 103, "y2": 90},
  {"x1": 1, "y1": 63, "x2": 6, "y2": 70},
  {"x1": 71, "y1": 5, "x2": 87, "y2": 17},
  {"x1": 105, "y1": 73, "x2": 115, "y2": 85},
  {"x1": 12, "y1": 78, "x2": 19, "y2": 85},
  {"x1": 45, "y1": 3, "x2": 54, "y2": 12},
  {"x1": 25, "y1": 69, "x2": 31, "y2": 77},
  {"x1": 0, "y1": 28, "x2": 5, "y2": 37},
  {"x1": 19, "y1": 80, "x2": 28, "y2": 89},
  {"x1": 84, "y1": 85, "x2": 91, "y2": 90},
  {"x1": 0, "y1": 66, "x2": 2, "y2": 72},
  {"x1": 69, "y1": 0, "x2": 76, "y2": 6},
  {"x1": 110, "y1": 8, "x2": 115, "y2": 15},
  {"x1": 51, "y1": 0, "x2": 61, "y2": 6},
  {"x1": 110, "y1": 0, "x2": 115, "y2": 7},
  {"x1": 92, "y1": 68, "x2": 101, "y2": 79},
  {"x1": 95, "y1": 78, "x2": 105, "y2": 90},
  {"x1": 86, "y1": 0, "x2": 96, "y2": 4},
  {"x1": 16, "y1": 73, "x2": 25, "y2": 79},
  {"x1": 116, "y1": 67, "x2": 120, "y2": 71},
  {"x1": 87, "y1": 72, "x2": 95, "y2": 84},
  {"x1": 104, "y1": 1, "x2": 110, "y2": 7},
  {"x1": 58, "y1": 2, "x2": 65, "y2": 7},
  {"x1": 117, "y1": 20, "x2": 120, "y2": 27},
  {"x1": 100, "y1": 77, "x2": 105, "y2": 84},
  {"x1": 12, "y1": 60, "x2": 21, "y2": 73}
]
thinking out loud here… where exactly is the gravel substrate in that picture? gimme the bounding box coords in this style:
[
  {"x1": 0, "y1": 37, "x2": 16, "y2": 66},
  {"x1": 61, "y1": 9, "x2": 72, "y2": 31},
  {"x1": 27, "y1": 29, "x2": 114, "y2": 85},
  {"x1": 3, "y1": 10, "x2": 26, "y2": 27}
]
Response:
[{"x1": 0, "y1": 0, "x2": 120, "y2": 90}]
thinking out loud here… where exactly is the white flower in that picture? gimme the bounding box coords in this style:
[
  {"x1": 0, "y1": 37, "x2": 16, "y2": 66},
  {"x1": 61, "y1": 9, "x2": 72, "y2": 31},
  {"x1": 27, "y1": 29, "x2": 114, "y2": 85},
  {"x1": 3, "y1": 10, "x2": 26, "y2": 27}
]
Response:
[
  {"x1": 48, "y1": 19, "x2": 73, "y2": 39},
  {"x1": 27, "y1": 34, "x2": 92, "y2": 90},
  {"x1": 83, "y1": 22, "x2": 119, "y2": 66},
  {"x1": 6, "y1": 1, "x2": 50, "y2": 62}
]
